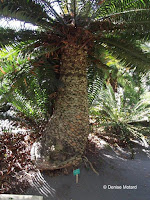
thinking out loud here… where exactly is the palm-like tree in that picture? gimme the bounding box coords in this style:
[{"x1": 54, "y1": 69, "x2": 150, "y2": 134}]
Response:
[{"x1": 0, "y1": 0, "x2": 150, "y2": 170}]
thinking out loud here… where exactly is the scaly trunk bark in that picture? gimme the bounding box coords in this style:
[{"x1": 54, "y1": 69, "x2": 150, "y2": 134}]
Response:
[{"x1": 36, "y1": 44, "x2": 89, "y2": 170}]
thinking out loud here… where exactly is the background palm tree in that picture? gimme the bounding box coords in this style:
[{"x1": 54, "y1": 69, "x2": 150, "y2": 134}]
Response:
[{"x1": 0, "y1": 0, "x2": 150, "y2": 170}]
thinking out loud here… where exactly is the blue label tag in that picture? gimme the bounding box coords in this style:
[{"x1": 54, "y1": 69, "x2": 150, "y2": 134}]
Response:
[{"x1": 73, "y1": 169, "x2": 80, "y2": 176}]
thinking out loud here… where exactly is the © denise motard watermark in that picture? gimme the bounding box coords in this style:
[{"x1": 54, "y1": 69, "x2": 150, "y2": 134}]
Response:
[{"x1": 103, "y1": 185, "x2": 137, "y2": 190}]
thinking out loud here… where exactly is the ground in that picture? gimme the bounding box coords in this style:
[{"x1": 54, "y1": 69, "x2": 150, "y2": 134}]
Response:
[
  {"x1": 25, "y1": 139, "x2": 150, "y2": 200},
  {"x1": 1, "y1": 113, "x2": 150, "y2": 200}
]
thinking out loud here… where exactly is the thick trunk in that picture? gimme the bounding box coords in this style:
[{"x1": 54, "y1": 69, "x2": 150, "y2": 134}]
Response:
[{"x1": 36, "y1": 44, "x2": 89, "y2": 170}]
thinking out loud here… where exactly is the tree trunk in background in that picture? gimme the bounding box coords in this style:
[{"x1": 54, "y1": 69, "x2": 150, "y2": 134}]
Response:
[{"x1": 36, "y1": 44, "x2": 89, "y2": 170}]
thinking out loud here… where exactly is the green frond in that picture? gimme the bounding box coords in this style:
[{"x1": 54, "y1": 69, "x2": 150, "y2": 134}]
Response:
[
  {"x1": 53, "y1": 0, "x2": 97, "y2": 26},
  {"x1": 96, "y1": 0, "x2": 150, "y2": 19},
  {"x1": 0, "y1": 0, "x2": 54, "y2": 29},
  {"x1": 39, "y1": 0, "x2": 66, "y2": 25},
  {"x1": 110, "y1": 9, "x2": 150, "y2": 41},
  {"x1": 88, "y1": 1, "x2": 150, "y2": 43},
  {"x1": 76, "y1": 0, "x2": 93, "y2": 16},
  {"x1": 0, "y1": 0, "x2": 150, "y2": 125},
  {"x1": 0, "y1": 27, "x2": 39, "y2": 48},
  {"x1": 0, "y1": 51, "x2": 59, "y2": 121},
  {"x1": 100, "y1": 37, "x2": 150, "y2": 70},
  {"x1": 90, "y1": 81, "x2": 150, "y2": 144},
  {"x1": 87, "y1": 64, "x2": 104, "y2": 106},
  {"x1": 89, "y1": 9, "x2": 150, "y2": 43}
]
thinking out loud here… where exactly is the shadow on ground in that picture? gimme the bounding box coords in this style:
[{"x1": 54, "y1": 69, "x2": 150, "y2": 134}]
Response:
[{"x1": 25, "y1": 141, "x2": 150, "y2": 200}]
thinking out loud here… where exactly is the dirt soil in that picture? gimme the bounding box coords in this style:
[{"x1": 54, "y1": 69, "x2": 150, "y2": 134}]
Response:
[{"x1": 25, "y1": 140, "x2": 150, "y2": 200}]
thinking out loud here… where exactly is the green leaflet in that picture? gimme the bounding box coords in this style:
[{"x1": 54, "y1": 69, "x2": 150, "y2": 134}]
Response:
[{"x1": 0, "y1": 0, "x2": 150, "y2": 124}]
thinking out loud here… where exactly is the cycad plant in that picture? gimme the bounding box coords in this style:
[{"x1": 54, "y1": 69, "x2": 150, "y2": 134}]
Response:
[
  {"x1": 0, "y1": 49, "x2": 59, "y2": 123},
  {"x1": 90, "y1": 83, "x2": 150, "y2": 145},
  {"x1": 0, "y1": 0, "x2": 150, "y2": 170}
]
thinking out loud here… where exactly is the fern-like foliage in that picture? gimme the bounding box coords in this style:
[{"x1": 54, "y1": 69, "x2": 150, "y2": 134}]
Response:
[
  {"x1": 90, "y1": 79, "x2": 150, "y2": 144},
  {"x1": 0, "y1": 0, "x2": 150, "y2": 71},
  {"x1": 87, "y1": 64, "x2": 104, "y2": 106},
  {"x1": 0, "y1": 0, "x2": 53, "y2": 28},
  {"x1": 0, "y1": 47, "x2": 60, "y2": 122},
  {"x1": 0, "y1": 0, "x2": 150, "y2": 124}
]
